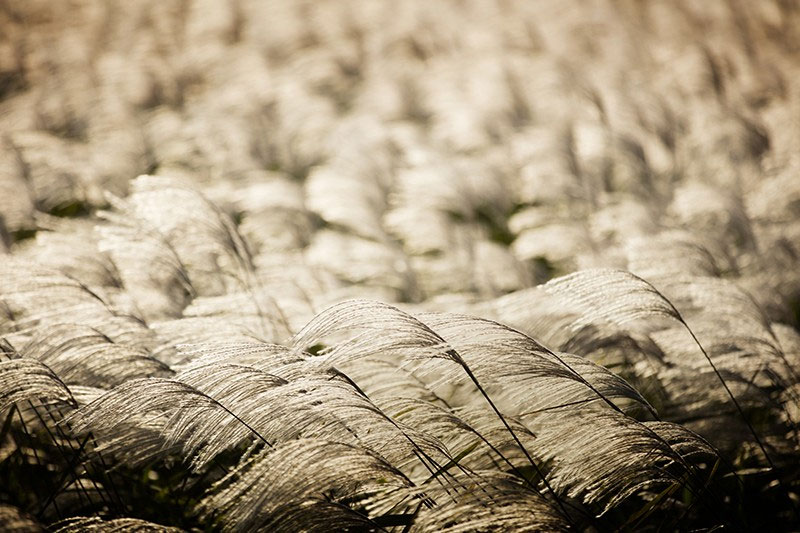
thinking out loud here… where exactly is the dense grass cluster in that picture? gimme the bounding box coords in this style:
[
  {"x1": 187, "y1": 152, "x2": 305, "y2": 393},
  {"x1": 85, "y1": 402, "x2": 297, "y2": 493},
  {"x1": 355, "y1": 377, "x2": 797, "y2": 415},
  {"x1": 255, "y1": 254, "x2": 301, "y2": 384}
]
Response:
[{"x1": 1, "y1": 0, "x2": 800, "y2": 531}]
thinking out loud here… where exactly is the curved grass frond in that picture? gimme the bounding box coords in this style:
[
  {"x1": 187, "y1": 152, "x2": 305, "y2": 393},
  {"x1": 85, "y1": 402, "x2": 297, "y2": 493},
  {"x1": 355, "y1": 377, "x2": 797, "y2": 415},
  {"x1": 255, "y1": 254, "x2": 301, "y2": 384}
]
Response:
[
  {"x1": 65, "y1": 378, "x2": 270, "y2": 470},
  {"x1": 0, "y1": 261, "x2": 114, "y2": 335},
  {"x1": 418, "y1": 312, "x2": 656, "y2": 418},
  {"x1": 96, "y1": 211, "x2": 195, "y2": 320},
  {"x1": 408, "y1": 473, "x2": 570, "y2": 532},
  {"x1": 0, "y1": 358, "x2": 76, "y2": 411},
  {"x1": 67, "y1": 357, "x2": 447, "y2": 475},
  {"x1": 626, "y1": 231, "x2": 723, "y2": 280},
  {"x1": 97, "y1": 176, "x2": 255, "y2": 318},
  {"x1": 292, "y1": 299, "x2": 450, "y2": 367},
  {"x1": 200, "y1": 438, "x2": 414, "y2": 532},
  {"x1": 123, "y1": 176, "x2": 254, "y2": 281},
  {"x1": 149, "y1": 318, "x2": 265, "y2": 365},
  {"x1": 541, "y1": 268, "x2": 799, "y2": 516},
  {"x1": 17, "y1": 229, "x2": 121, "y2": 289},
  {"x1": 20, "y1": 324, "x2": 171, "y2": 388},
  {"x1": 543, "y1": 269, "x2": 681, "y2": 330},
  {"x1": 528, "y1": 407, "x2": 717, "y2": 515},
  {"x1": 181, "y1": 290, "x2": 294, "y2": 342}
]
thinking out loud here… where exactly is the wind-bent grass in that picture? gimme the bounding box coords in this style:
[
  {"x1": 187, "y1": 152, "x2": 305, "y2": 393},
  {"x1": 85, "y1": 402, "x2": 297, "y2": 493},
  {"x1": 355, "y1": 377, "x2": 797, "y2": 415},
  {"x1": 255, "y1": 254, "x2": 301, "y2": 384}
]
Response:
[{"x1": 1, "y1": 0, "x2": 800, "y2": 531}]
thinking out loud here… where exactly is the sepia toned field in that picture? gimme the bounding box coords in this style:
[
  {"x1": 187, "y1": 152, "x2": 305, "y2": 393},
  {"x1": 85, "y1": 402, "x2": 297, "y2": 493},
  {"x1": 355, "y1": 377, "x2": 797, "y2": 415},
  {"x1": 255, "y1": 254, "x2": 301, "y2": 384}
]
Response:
[{"x1": 1, "y1": 0, "x2": 800, "y2": 530}]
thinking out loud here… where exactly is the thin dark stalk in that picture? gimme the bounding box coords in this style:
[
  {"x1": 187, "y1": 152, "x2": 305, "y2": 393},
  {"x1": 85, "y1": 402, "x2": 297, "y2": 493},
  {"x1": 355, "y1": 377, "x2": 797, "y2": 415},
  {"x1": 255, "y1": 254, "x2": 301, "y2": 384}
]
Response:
[
  {"x1": 519, "y1": 397, "x2": 600, "y2": 416},
  {"x1": 56, "y1": 411, "x2": 128, "y2": 513},
  {"x1": 8, "y1": 405, "x2": 60, "y2": 519},
  {"x1": 331, "y1": 369, "x2": 450, "y2": 506},
  {"x1": 190, "y1": 387, "x2": 273, "y2": 448},
  {"x1": 42, "y1": 403, "x2": 122, "y2": 513},
  {"x1": 26, "y1": 401, "x2": 97, "y2": 510},
  {"x1": 400, "y1": 501, "x2": 423, "y2": 533},
  {"x1": 450, "y1": 351, "x2": 577, "y2": 527},
  {"x1": 538, "y1": 343, "x2": 657, "y2": 419},
  {"x1": 37, "y1": 434, "x2": 92, "y2": 519},
  {"x1": 14, "y1": 405, "x2": 70, "y2": 519}
]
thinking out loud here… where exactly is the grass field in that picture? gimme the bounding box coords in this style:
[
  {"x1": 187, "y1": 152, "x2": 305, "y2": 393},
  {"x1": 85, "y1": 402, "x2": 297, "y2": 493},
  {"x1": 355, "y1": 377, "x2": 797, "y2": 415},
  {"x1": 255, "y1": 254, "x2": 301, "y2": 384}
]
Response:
[{"x1": 1, "y1": 0, "x2": 800, "y2": 530}]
